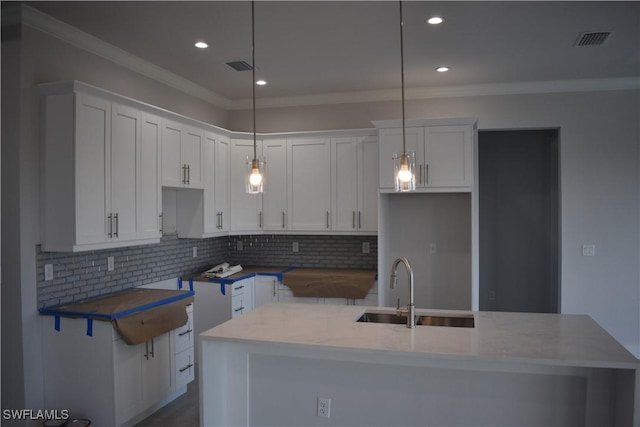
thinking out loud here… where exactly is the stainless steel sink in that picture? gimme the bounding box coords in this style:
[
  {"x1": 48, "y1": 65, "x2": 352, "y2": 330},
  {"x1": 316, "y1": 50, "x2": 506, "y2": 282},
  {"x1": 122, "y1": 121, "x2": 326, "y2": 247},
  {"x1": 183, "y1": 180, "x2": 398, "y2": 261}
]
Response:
[{"x1": 357, "y1": 311, "x2": 475, "y2": 328}]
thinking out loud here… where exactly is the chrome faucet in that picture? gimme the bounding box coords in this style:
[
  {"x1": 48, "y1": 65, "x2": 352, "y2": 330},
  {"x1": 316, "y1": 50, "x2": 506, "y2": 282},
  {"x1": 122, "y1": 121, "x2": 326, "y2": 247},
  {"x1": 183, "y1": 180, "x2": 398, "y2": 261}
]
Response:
[{"x1": 390, "y1": 256, "x2": 415, "y2": 328}]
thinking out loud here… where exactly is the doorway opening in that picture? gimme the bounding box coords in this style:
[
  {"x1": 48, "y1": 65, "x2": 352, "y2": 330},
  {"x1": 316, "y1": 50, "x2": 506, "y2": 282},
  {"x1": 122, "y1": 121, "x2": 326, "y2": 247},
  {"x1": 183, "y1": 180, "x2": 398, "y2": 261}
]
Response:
[{"x1": 479, "y1": 129, "x2": 560, "y2": 313}]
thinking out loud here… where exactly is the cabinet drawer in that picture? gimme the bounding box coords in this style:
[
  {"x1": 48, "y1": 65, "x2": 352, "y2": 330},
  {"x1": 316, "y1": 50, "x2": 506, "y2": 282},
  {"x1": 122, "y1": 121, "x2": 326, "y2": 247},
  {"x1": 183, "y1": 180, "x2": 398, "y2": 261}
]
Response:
[
  {"x1": 174, "y1": 304, "x2": 194, "y2": 353},
  {"x1": 231, "y1": 282, "x2": 246, "y2": 297},
  {"x1": 175, "y1": 347, "x2": 194, "y2": 389},
  {"x1": 232, "y1": 295, "x2": 245, "y2": 318}
]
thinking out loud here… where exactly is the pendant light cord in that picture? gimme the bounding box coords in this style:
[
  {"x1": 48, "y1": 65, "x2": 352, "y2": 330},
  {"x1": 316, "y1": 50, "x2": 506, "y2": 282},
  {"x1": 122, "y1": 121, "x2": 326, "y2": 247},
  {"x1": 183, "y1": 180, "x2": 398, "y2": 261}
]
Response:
[
  {"x1": 252, "y1": 0, "x2": 257, "y2": 162},
  {"x1": 399, "y1": 0, "x2": 406, "y2": 156}
]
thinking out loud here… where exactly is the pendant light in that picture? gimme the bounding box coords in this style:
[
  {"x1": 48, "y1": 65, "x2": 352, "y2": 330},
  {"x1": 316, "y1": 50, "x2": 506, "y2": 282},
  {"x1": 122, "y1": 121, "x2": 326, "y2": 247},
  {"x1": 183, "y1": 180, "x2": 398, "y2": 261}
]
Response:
[
  {"x1": 393, "y1": 0, "x2": 416, "y2": 192},
  {"x1": 246, "y1": 0, "x2": 265, "y2": 194}
]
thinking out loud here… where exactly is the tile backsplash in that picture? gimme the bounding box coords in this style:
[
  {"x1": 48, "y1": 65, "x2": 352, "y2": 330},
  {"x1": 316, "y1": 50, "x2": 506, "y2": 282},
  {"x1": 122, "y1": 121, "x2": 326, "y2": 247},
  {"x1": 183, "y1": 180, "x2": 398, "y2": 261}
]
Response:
[{"x1": 36, "y1": 234, "x2": 377, "y2": 307}]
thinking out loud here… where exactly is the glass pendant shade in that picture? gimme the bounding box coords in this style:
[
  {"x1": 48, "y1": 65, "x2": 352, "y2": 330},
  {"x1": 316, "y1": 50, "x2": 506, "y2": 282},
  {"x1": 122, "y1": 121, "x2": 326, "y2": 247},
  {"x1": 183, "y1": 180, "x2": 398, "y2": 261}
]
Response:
[
  {"x1": 393, "y1": 151, "x2": 416, "y2": 192},
  {"x1": 246, "y1": 156, "x2": 265, "y2": 194}
]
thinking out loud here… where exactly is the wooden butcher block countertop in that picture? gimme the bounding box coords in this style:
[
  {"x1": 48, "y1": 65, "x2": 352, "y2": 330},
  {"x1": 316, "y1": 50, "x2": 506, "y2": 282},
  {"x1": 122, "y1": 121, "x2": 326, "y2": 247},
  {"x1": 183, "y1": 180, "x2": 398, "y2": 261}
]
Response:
[{"x1": 281, "y1": 268, "x2": 377, "y2": 299}]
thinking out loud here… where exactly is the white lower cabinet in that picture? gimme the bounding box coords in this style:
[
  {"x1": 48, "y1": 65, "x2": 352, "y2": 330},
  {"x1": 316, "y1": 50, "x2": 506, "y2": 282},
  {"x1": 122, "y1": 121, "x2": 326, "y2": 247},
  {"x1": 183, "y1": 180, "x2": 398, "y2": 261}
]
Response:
[
  {"x1": 253, "y1": 275, "x2": 280, "y2": 307},
  {"x1": 41, "y1": 304, "x2": 194, "y2": 427}
]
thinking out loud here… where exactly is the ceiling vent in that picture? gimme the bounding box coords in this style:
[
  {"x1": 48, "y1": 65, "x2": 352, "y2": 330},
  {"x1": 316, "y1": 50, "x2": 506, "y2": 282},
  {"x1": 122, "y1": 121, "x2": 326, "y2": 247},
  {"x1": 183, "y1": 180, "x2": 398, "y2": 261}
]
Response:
[
  {"x1": 226, "y1": 60, "x2": 253, "y2": 71},
  {"x1": 574, "y1": 31, "x2": 611, "y2": 46}
]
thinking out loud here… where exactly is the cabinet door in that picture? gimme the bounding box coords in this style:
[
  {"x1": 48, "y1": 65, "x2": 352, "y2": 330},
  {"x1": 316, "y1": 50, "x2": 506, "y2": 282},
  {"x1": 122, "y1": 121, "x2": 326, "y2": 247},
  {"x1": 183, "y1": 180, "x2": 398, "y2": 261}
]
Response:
[
  {"x1": 162, "y1": 120, "x2": 183, "y2": 187},
  {"x1": 378, "y1": 127, "x2": 421, "y2": 189},
  {"x1": 138, "y1": 112, "x2": 162, "y2": 239},
  {"x1": 74, "y1": 93, "x2": 110, "y2": 245},
  {"x1": 110, "y1": 103, "x2": 139, "y2": 241},
  {"x1": 332, "y1": 137, "x2": 359, "y2": 231},
  {"x1": 230, "y1": 139, "x2": 263, "y2": 231},
  {"x1": 288, "y1": 137, "x2": 332, "y2": 230},
  {"x1": 114, "y1": 339, "x2": 144, "y2": 425},
  {"x1": 182, "y1": 127, "x2": 204, "y2": 188},
  {"x1": 263, "y1": 139, "x2": 288, "y2": 231},
  {"x1": 358, "y1": 136, "x2": 379, "y2": 231},
  {"x1": 214, "y1": 136, "x2": 230, "y2": 231},
  {"x1": 142, "y1": 333, "x2": 172, "y2": 409},
  {"x1": 424, "y1": 125, "x2": 472, "y2": 188},
  {"x1": 254, "y1": 276, "x2": 278, "y2": 308},
  {"x1": 203, "y1": 133, "x2": 217, "y2": 234}
]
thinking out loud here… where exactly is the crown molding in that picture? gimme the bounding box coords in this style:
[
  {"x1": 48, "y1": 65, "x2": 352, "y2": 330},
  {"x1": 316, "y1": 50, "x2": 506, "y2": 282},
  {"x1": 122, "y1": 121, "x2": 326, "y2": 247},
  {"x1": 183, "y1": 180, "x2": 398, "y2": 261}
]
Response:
[
  {"x1": 21, "y1": 5, "x2": 640, "y2": 113},
  {"x1": 229, "y1": 77, "x2": 640, "y2": 110},
  {"x1": 21, "y1": 4, "x2": 232, "y2": 110}
]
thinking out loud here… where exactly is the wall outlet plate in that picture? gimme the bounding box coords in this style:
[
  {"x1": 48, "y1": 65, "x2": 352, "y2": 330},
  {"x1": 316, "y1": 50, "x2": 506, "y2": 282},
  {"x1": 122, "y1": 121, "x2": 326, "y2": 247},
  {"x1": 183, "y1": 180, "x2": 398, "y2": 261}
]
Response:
[
  {"x1": 317, "y1": 397, "x2": 331, "y2": 418},
  {"x1": 44, "y1": 264, "x2": 54, "y2": 281},
  {"x1": 192, "y1": 246, "x2": 198, "y2": 257},
  {"x1": 582, "y1": 244, "x2": 595, "y2": 257},
  {"x1": 237, "y1": 240, "x2": 243, "y2": 251},
  {"x1": 292, "y1": 242, "x2": 299, "y2": 252},
  {"x1": 107, "y1": 256, "x2": 115, "y2": 271},
  {"x1": 362, "y1": 242, "x2": 370, "y2": 254}
]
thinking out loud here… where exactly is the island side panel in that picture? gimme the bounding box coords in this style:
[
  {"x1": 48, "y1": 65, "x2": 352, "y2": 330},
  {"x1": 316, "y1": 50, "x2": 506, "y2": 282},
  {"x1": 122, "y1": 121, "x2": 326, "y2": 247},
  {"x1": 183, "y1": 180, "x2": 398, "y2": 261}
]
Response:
[{"x1": 199, "y1": 339, "x2": 632, "y2": 427}]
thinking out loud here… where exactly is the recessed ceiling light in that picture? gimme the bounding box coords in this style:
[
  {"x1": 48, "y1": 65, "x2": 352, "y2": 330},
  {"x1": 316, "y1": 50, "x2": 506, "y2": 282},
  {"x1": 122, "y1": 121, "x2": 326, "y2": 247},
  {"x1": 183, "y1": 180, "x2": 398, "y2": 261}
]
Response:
[
  {"x1": 436, "y1": 66, "x2": 449, "y2": 72},
  {"x1": 194, "y1": 41, "x2": 208, "y2": 49},
  {"x1": 256, "y1": 80, "x2": 267, "y2": 86},
  {"x1": 427, "y1": 16, "x2": 443, "y2": 25}
]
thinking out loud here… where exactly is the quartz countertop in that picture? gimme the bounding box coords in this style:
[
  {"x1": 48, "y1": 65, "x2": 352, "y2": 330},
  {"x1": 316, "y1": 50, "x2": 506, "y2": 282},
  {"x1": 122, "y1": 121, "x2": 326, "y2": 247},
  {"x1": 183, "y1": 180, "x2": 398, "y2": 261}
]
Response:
[{"x1": 200, "y1": 303, "x2": 639, "y2": 370}]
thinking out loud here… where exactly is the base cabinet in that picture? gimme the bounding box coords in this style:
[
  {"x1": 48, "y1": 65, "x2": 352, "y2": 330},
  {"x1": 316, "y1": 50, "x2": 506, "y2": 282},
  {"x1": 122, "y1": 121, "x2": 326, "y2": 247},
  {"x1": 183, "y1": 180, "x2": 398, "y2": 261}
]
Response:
[{"x1": 41, "y1": 304, "x2": 193, "y2": 427}]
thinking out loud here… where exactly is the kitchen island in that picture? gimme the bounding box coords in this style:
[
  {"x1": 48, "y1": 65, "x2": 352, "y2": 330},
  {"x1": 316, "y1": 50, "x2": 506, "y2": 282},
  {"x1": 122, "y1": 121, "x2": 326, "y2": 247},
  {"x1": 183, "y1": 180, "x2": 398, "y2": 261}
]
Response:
[{"x1": 200, "y1": 303, "x2": 639, "y2": 427}]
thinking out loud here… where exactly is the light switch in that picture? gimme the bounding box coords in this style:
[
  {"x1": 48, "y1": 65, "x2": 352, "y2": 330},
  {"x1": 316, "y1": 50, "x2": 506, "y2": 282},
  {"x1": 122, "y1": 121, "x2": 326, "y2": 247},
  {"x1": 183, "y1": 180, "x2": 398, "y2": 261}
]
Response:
[{"x1": 44, "y1": 264, "x2": 54, "y2": 281}]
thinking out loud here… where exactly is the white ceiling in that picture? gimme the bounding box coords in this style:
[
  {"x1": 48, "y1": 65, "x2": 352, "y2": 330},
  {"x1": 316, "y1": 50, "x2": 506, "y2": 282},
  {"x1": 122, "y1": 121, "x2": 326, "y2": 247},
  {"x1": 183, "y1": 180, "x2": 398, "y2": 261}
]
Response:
[{"x1": 25, "y1": 1, "x2": 640, "y2": 106}]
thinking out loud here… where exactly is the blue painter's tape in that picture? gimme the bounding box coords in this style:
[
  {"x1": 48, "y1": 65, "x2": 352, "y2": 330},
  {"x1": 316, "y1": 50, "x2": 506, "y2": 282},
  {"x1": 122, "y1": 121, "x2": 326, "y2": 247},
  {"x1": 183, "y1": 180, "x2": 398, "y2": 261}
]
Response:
[
  {"x1": 86, "y1": 318, "x2": 93, "y2": 337},
  {"x1": 54, "y1": 316, "x2": 60, "y2": 332},
  {"x1": 178, "y1": 277, "x2": 183, "y2": 290},
  {"x1": 189, "y1": 277, "x2": 194, "y2": 292},
  {"x1": 220, "y1": 282, "x2": 226, "y2": 296}
]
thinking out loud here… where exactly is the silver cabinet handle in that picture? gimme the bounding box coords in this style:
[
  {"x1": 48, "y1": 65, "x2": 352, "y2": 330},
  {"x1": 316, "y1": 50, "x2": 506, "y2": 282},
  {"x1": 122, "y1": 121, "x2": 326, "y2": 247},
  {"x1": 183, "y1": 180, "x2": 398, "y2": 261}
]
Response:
[
  {"x1": 178, "y1": 329, "x2": 193, "y2": 337},
  {"x1": 259, "y1": 211, "x2": 262, "y2": 228},
  {"x1": 352, "y1": 211, "x2": 356, "y2": 229},
  {"x1": 179, "y1": 363, "x2": 194, "y2": 373},
  {"x1": 234, "y1": 307, "x2": 243, "y2": 313},
  {"x1": 159, "y1": 212, "x2": 163, "y2": 233},
  {"x1": 108, "y1": 213, "x2": 113, "y2": 238},
  {"x1": 282, "y1": 211, "x2": 286, "y2": 229},
  {"x1": 426, "y1": 164, "x2": 429, "y2": 185},
  {"x1": 149, "y1": 338, "x2": 155, "y2": 358},
  {"x1": 114, "y1": 213, "x2": 119, "y2": 238},
  {"x1": 419, "y1": 164, "x2": 423, "y2": 185},
  {"x1": 326, "y1": 211, "x2": 330, "y2": 229},
  {"x1": 144, "y1": 341, "x2": 149, "y2": 360},
  {"x1": 273, "y1": 279, "x2": 276, "y2": 297},
  {"x1": 182, "y1": 164, "x2": 187, "y2": 184},
  {"x1": 187, "y1": 164, "x2": 190, "y2": 184},
  {"x1": 235, "y1": 285, "x2": 244, "y2": 290},
  {"x1": 358, "y1": 211, "x2": 362, "y2": 229}
]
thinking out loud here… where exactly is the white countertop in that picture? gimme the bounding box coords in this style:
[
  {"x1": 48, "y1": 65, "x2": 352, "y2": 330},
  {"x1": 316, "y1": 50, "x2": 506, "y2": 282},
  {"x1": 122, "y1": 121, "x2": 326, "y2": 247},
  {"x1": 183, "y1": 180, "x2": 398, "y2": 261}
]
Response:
[{"x1": 200, "y1": 303, "x2": 639, "y2": 370}]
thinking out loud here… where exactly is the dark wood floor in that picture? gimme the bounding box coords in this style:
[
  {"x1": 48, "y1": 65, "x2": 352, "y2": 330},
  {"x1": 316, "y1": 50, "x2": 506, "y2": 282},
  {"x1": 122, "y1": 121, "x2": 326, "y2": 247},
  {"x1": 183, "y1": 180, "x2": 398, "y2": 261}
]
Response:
[{"x1": 134, "y1": 375, "x2": 198, "y2": 427}]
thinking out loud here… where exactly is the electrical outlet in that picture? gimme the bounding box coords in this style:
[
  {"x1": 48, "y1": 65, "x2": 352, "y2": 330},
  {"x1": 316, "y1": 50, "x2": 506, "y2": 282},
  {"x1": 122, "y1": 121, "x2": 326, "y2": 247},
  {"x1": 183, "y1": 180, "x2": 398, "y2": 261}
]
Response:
[
  {"x1": 237, "y1": 240, "x2": 243, "y2": 251},
  {"x1": 192, "y1": 246, "x2": 198, "y2": 258},
  {"x1": 362, "y1": 242, "x2": 370, "y2": 254},
  {"x1": 292, "y1": 242, "x2": 299, "y2": 252},
  {"x1": 582, "y1": 244, "x2": 595, "y2": 257},
  {"x1": 429, "y1": 243, "x2": 437, "y2": 254},
  {"x1": 488, "y1": 290, "x2": 496, "y2": 301},
  {"x1": 44, "y1": 264, "x2": 54, "y2": 281},
  {"x1": 107, "y1": 256, "x2": 115, "y2": 272},
  {"x1": 317, "y1": 397, "x2": 331, "y2": 418}
]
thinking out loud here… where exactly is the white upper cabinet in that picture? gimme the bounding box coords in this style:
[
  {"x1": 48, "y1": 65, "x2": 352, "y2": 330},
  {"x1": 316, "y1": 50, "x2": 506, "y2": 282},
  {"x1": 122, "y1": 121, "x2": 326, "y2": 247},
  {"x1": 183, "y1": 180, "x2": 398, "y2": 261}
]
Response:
[
  {"x1": 288, "y1": 137, "x2": 332, "y2": 231},
  {"x1": 162, "y1": 120, "x2": 204, "y2": 189},
  {"x1": 331, "y1": 135, "x2": 378, "y2": 232},
  {"x1": 40, "y1": 83, "x2": 161, "y2": 252},
  {"x1": 262, "y1": 139, "x2": 288, "y2": 231},
  {"x1": 230, "y1": 138, "x2": 263, "y2": 232},
  {"x1": 175, "y1": 130, "x2": 229, "y2": 238},
  {"x1": 376, "y1": 118, "x2": 476, "y2": 192}
]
